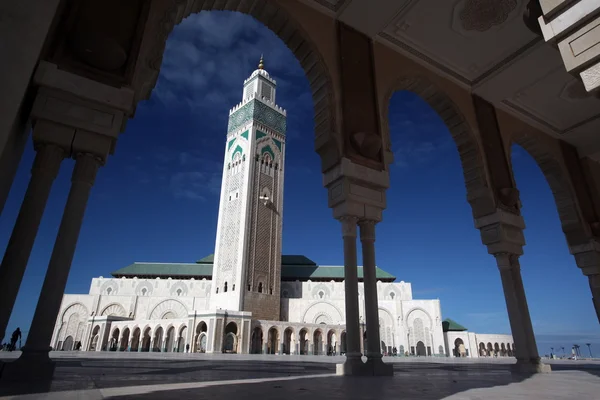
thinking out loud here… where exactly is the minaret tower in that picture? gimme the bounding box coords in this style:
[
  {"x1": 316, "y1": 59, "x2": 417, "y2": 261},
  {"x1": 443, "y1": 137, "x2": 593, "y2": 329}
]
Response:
[{"x1": 211, "y1": 56, "x2": 286, "y2": 321}]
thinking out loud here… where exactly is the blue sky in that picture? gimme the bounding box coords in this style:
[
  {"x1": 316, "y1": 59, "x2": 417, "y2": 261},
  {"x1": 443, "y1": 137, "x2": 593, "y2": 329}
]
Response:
[{"x1": 2, "y1": 12, "x2": 598, "y2": 355}]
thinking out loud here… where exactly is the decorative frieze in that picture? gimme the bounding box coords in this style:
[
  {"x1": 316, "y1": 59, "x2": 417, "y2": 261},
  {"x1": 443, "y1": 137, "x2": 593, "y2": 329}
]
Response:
[{"x1": 228, "y1": 99, "x2": 286, "y2": 135}]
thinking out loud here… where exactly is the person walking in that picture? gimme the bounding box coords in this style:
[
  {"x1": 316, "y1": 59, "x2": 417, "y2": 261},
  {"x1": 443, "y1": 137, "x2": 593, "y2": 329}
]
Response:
[{"x1": 9, "y1": 327, "x2": 21, "y2": 351}]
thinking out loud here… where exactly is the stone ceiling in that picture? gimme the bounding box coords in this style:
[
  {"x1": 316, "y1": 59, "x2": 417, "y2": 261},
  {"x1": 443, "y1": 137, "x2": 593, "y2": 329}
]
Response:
[{"x1": 301, "y1": 0, "x2": 600, "y2": 161}]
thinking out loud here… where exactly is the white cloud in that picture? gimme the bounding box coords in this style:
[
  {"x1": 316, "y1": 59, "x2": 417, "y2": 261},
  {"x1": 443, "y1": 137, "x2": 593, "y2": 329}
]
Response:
[{"x1": 153, "y1": 11, "x2": 306, "y2": 114}]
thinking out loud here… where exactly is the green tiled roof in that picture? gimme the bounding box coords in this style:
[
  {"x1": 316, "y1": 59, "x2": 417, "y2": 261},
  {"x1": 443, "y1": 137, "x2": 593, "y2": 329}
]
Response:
[
  {"x1": 111, "y1": 262, "x2": 213, "y2": 279},
  {"x1": 442, "y1": 318, "x2": 468, "y2": 332},
  {"x1": 112, "y1": 254, "x2": 396, "y2": 282},
  {"x1": 196, "y1": 254, "x2": 214, "y2": 264},
  {"x1": 281, "y1": 255, "x2": 317, "y2": 265}
]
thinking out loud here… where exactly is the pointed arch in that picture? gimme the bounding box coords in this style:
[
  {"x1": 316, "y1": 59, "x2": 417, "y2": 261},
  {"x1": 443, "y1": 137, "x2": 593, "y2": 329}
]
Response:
[
  {"x1": 260, "y1": 145, "x2": 275, "y2": 161},
  {"x1": 133, "y1": 1, "x2": 341, "y2": 168},
  {"x1": 232, "y1": 145, "x2": 244, "y2": 161},
  {"x1": 382, "y1": 76, "x2": 493, "y2": 217},
  {"x1": 509, "y1": 133, "x2": 588, "y2": 246},
  {"x1": 101, "y1": 303, "x2": 127, "y2": 317}
]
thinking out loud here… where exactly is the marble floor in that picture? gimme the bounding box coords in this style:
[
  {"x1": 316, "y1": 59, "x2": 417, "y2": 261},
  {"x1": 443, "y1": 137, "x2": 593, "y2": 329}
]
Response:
[{"x1": 0, "y1": 352, "x2": 598, "y2": 399}]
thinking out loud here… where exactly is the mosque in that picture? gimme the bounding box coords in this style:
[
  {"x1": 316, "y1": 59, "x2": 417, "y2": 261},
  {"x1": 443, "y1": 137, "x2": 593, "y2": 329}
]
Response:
[{"x1": 50, "y1": 59, "x2": 513, "y2": 359}]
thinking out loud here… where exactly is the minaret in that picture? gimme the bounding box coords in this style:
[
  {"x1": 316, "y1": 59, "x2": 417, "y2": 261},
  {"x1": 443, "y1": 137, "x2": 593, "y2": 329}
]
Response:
[{"x1": 211, "y1": 56, "x2": 286, "y2": 321}]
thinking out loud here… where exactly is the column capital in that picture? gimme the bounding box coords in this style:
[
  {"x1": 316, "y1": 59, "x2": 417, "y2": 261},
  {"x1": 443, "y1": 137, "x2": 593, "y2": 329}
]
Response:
[
  {"x1": 493, "y1": 252, "x2": 521, "y2": 271},
  {"x1": 358, "y1": 219, "x2": 377, "y2": 242},
  {"x1": 72, "y1": 153, "x2": 102, "y2": 186},
  {"x1": 476, "y1": 208, "x2": 526, "y2": 255},
  {"x1": 324, "y1": 158, "x2": 388, "y2": 216},
  {"x1": 31, "y1": 143, "x2": 66, "y2": 178},
  {"x1": 569, "y1": 239, "x2": 600, "y2": 276},
  {"x1": 338, "y1": 216, "x2": 359, "y2": 238}
]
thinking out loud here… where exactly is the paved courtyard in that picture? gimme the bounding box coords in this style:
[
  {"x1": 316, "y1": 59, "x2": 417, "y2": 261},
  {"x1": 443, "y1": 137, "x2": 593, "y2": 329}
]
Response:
[{"x1": 0, "y1": 352, "x2": 599, "y2": 399}]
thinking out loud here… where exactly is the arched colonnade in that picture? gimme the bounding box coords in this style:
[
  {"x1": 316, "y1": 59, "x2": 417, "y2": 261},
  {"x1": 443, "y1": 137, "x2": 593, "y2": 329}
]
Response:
[
  {"x1": 250, "y1": 323, "x2": 345, "y2": 356},
  {"x1": 0, "y1": 0, "x2": 597, "y2": 379}
]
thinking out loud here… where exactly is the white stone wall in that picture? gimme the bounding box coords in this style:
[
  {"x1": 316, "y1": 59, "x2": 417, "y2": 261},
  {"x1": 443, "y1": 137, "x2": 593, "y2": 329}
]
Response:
[
  {"x1": 51, "y1": 293, "x2": 95, "y2": 350},
  {"x1": 52, "y1": 275, "x2": 517, "y2": 359},
  {"x1": 281, "y1": 279, "x2": 444, "y2": 356},
  {"x1": 444, "y1": 331, "x2": 514, "y2": 358},
  {"x1": 90, "y1": 277, "x2": 212, "y2": 298}
]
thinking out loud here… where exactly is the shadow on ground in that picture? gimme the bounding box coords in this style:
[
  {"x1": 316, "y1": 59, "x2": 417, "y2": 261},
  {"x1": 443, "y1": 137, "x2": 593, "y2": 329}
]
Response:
[{"x1": 1, "y1": 357, "x2": 600, "y2": 398}]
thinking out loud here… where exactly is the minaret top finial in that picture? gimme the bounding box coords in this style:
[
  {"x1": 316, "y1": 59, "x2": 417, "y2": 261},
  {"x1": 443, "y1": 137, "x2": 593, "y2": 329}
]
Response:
[{"x1": 258, "y1": 54, "x2": 264, "y2": 70}]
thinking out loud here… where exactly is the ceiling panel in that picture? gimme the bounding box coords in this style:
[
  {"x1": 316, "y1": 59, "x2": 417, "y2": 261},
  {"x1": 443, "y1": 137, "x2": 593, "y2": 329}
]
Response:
[
  {"x1": 500, "y1": 63, "x2": 600, "y2": 132},
  {"x1": 338, "y1": 0, "x2": 411, "y2": 37},
  {"x1": 302, "y1": 0, "x2": 600, "y2": 160},
  {"x1": 379, "y1": 0, "x2": 538, "y2": 82}
]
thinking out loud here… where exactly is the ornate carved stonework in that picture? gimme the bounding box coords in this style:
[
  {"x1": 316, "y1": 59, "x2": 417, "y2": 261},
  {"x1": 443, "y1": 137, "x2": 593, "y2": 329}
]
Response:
[
  {"x1": 339, "y1": 216, "x2": 359, "y2": 238},
  {"x1": 497, "y1": 187, "x2": 521, "y2": 214},
  {"x1": 459, "y1": 0, "x2": 518, "y2": 32},
  {"x1": 475, "y1": 208, "x2": 526, "y2": 255},
  {"x1": 350, "y1": 131, "x2": 382, "y2": 161}
]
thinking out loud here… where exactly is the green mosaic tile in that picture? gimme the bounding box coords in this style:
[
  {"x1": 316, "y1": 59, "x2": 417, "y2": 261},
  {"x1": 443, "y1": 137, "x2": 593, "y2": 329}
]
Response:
[
  {"x1": 241, "y1": 130, "x2": 249, "y2": 140},
  {"x1": 227, "y1": 99, "x2": 286, "y2": 135},
  {"x1": 256, "y1": 130, "x2": 267, "y2": 140},
  {"x1": 261, "y1": 145, "x2": 275, "y2": 160},
  {"x1": 253, "y1": 101, "x2": 286, "y2": 134},
  {"x1": 273, "y1": 138, "x2": 282, "y2": 151},
  {"x1": 232, "y1": 145, "x2": 243, "y2": 160},
  {"x1": 227, "y1": 138, "x2": 236, "y2": 151}
]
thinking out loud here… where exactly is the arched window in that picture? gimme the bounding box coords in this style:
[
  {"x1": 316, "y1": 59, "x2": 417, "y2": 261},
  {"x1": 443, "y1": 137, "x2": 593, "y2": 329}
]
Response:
[
  {"x1": 106, "y1": 287, "x2": 112, "y2": 295},
  {"x1": 390, "y1": 292, "x2": 395, "y2": 300},
  {"x1": 141, "y1": 288, "x2": 147, "y2": 296},
  {"x1": 318, "y1": 291, "x2": 324, "y2": 299},
  {"x1": 176, "y1": 289, "x2": 182, "y2": 296},
  {"x1": 224, "y1": 282, "x2": 228, "y2": 293},
  {"x1": 258, "y1": 282, "x2": 263, "y2": 293},
  {"x1": 216, "y1": 287, "x2": 219, "y2": 294},
  {"x1": 248, "y1": 284, "x2": 251, "y2": 291},
  {"x1": 270, "y1": 287, "x2": 273, "y2": 295},
  {"x1": 232, "y1": 284, "x2": 235, "y2": 291}
]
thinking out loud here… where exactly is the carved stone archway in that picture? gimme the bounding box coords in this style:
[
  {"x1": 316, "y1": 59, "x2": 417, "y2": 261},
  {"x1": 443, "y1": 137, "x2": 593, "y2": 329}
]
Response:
[
  {"x1": 382, "y1": 76, "x2": 493, "y2": 218},
  {"x1": 132, "y1": 0, "x2": 341, "y2": 168},
  {"x1": 509, "y1": 135, "x2": 589, "y2": 247}
]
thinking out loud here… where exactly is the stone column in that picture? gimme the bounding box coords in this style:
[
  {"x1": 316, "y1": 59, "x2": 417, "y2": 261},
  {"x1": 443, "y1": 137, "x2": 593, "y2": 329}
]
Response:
[
  {"x1": 0, "y1": 143, "x2": 65, "y2": 343},
  {"x1": 495, "y1": 253, "x2": 550, "y2": 373},
  {"x1": 359, "y1": 220, "x2": 382, "y2": 360},
  {"x1": 336, "y1": 216, "x2": 364, "y2": 374},
  {"x1": 475, "y1": 208, "x2": 549, "y2": 373},
  {"x1": 359, "y1": 219, "x2": 393, "y2": 376},
  {"x1": 4, "y1": 153, "x2": 100, "y2": 380}
]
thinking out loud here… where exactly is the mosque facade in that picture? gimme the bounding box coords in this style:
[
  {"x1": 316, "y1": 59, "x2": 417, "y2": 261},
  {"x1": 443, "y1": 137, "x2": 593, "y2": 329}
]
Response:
[{"x1": 51, "y1": 60, "x2": 513, "y2": 359}]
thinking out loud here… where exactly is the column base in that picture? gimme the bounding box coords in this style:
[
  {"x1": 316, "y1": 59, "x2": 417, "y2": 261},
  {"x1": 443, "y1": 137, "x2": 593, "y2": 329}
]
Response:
[
  {"x1": 510, "y1": 360, "x2": 552, "y2": 374},
  {"x1": 364, "y1": 357, "x2": 394, "y2": 376},
  {"x1": 336, "y1": 357, "x2": 366, "y2": 376},
  {"x1": 0, "y1": 349, "x2": 55, "y2": 394}
]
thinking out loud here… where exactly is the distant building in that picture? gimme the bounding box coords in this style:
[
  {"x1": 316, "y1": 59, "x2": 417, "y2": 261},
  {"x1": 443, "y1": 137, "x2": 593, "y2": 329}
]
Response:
[
  {"x1": 51, "y1": 59, "x2": 511, "y2": 357},
  {"x1": 442, "y1": 318, "x2": 514, "y2": 358}
]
